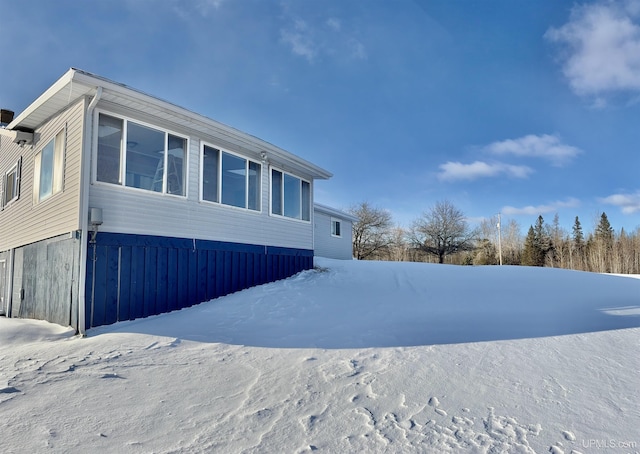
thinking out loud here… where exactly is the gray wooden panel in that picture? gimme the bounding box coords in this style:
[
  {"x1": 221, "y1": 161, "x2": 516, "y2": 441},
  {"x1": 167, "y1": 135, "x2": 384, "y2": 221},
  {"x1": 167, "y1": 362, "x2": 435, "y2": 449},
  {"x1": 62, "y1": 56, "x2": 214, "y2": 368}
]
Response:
[{"x1": 13, "y1": 235, "x2": 80, "y2": 328}]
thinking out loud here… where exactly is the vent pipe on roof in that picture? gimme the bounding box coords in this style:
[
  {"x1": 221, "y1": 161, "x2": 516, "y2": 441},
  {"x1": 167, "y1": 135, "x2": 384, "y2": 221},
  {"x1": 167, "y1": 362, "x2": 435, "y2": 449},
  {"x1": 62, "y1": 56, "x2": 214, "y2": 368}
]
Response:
[{"x1": 0, "y1": 109, "x2": 14, "y2": 126}]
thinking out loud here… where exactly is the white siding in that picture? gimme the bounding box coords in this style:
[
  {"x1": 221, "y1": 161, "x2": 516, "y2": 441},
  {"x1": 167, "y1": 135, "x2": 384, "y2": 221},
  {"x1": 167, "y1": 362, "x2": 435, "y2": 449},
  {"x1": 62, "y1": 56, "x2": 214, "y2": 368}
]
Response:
[
  {"x1": 88, "y1": 106, "x2": 314, "y2": 250},
  {"x1": 0, "y1": 99, "x2": 86, "y2": 251},
  {"x1": 314, "y1": 210, "x2": 354, "y2": 260}
]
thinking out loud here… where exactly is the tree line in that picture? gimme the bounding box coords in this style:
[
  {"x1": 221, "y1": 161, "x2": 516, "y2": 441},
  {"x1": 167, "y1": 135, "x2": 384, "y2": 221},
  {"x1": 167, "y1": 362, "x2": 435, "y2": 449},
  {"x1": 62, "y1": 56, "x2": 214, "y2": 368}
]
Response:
[{"x1": 349, "y1": 201, "x2": 640, "y2": 274}]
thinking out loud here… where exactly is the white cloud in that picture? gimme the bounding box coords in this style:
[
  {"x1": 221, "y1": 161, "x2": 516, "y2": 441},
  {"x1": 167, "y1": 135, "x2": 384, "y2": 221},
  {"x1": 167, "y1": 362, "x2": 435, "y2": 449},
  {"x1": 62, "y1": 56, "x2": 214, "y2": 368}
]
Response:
[
  {"x1": 484, "y1": 134, "x2": 582, "y2": 167},
  {"x1": 326, "y1": 18, "x2": 341, "y2": 31},
  {"x1": 502, "y1": 198, "x2": 581, "y2": 216},
  {"x1": 280, "y1": 19, "x2": 318, "y2": 62},
  {"x1": 437, "y1": 161, "x2": 533, "y2": 182},
  {"x1": 168, "y1": 0, "x2": 226, "y2": 19},
  {"x1": 349, "y1": 39, "x2": 368, "y2": 60},
  {"x1": 599, "y1": 191, "x2": 640, "y2": 213},
  {"x1": 545, "y1": 0, "x2": 640, "y2": 98},
  {"x1": 280, "y1": 14, "x2": 366, "y2": 63}
]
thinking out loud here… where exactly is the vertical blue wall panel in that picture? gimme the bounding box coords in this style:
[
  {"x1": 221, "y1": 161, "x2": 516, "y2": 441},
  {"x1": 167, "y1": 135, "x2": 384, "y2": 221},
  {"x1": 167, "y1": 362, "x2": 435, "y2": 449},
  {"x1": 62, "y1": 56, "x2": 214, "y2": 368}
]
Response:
[
  {"x1": 105, "y1": 246, "x2": 119, "y2": 325},
  {"x1": 176, "y1": 248, "x2": 189, "y2": 310},
  {"x1": 215, "y1": 251, "x2": 225, "y2": 299},
  {"x1": 197, "y1": 250, "x2": 208, "y2": 304},
  {"x1": 119, "y1": 246, "x2": 132, "y2": 321},
  {"x1": 156, "y1": 247, "x2": 169, "y2": 315},
  {"x1": 187, "y1": 250, "x2": 197, "y2": 308},
  {"x1": 86, "y1": 233, "x2": 313, "y2": 329},
  {"x1": 206, "y1": 250, "x2": 216, "y2": 301},
  {"x1": 222, "y1": 251, "x2": 233, "y2": 295},
  {"x1": 167, "y1": 248, "x2": 178, "y2": 313},
  {"x1": 92, "y1": 245, "x2": 108, "y2": 327},
  {"x1": 132, "y1": 246, "x2": 146, "y2": 320},
  {"x1": 143, "y1": 247, "x2": 157, "y2": 318}
]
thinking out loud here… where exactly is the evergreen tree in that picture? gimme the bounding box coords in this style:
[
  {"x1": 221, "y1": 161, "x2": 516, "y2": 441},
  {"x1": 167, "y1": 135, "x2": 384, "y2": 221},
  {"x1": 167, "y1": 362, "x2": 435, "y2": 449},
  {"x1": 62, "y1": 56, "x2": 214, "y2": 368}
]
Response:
[
  {"x1": 531, "y1": 215, "x2": 549, "y2": 265},
  {"x1": 572, "y1": 216, "x2": 584, "y2": 249},
  {"x1": 595, "y1": 212, "x2": 614, "y2": 247},
  {"x1": 522, "y1": 225, "x2": 544, "y2": 266}
]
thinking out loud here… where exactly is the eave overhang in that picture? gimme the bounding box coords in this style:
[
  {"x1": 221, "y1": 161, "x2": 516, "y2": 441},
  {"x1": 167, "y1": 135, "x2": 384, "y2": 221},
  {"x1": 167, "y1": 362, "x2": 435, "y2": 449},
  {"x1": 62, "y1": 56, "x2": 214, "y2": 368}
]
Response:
[{"x1": 6, "y1": 68, "x2": 332, "y2": 180}]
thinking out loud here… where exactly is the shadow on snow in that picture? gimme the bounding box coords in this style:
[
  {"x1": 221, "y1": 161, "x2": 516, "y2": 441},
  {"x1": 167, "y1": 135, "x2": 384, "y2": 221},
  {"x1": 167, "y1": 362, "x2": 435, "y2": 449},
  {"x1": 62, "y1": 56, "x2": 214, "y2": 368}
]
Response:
[{"x1": 90, "y1": 260, "x2": 640, "y2": 349}]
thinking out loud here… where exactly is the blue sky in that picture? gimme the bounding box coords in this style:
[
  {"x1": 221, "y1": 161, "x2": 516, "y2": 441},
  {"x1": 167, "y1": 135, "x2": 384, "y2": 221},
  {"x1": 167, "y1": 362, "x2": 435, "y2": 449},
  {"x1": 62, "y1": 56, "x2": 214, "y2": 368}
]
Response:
[{"x1": 2, "y1": 0, "x2": 640, "y2": 234}]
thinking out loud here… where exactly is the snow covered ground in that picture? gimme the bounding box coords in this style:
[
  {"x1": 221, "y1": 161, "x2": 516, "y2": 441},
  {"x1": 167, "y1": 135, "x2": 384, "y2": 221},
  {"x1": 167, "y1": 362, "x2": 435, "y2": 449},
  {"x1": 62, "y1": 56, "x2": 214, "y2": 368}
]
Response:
[{"x1": 1, "y1": 258, "x2": 639, "y2": 453}]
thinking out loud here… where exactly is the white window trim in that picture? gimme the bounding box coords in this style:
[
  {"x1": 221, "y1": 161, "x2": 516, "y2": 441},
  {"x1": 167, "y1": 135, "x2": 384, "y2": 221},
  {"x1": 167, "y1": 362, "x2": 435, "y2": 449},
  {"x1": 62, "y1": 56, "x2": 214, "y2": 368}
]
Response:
[
  {"x1": 199, "y1": 141, "x2": 262, "y2": 212},
  {"x1": 93, "y1": 110, "x2": 189, "y2": 198},
  {"x1": 2, "y1": 157, "x2": 22, "y2": 208},
  {"x1": 331, "y1": 217, "x2": 342, "y2": 237},
  {"x1": 33, "y1": 128, "x2": 66, "y2": 204},
  {"x1": 269, "y1": 166, "x2": 312, "y2": 223}
]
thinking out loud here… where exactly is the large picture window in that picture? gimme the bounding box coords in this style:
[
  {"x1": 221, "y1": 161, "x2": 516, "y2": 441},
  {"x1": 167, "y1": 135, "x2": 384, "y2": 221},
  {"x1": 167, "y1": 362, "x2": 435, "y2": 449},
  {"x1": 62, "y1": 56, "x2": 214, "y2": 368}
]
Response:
[
  {"x1": 201, "y1": 144, "x2": 261, "y2": 211},
  {"x1": 2, "y1": 157, "x2": 22, "y2": 207},
  {"x1": 271, "y1": 169, "x2": 311, "y2": 221},
  {"x1": 96, "y1": 113, "x2": 187, "y2": 196},
  {"x1": 34, "y1": 129, "x2": 65, "y2": 203}
]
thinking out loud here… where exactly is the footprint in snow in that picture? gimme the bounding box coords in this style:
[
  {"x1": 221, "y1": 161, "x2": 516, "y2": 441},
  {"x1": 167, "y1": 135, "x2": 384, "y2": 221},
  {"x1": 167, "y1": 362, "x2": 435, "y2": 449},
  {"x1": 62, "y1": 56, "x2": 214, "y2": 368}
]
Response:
[
  {"x1": 549, "y1": 444, "x2": 564, "y2": 454},
  {"x1": 428, "y1": 396, "x2": 447, "y2": 416},
  {"x1": 0, "y1": 386, "x2": 20, "y2": 394}
]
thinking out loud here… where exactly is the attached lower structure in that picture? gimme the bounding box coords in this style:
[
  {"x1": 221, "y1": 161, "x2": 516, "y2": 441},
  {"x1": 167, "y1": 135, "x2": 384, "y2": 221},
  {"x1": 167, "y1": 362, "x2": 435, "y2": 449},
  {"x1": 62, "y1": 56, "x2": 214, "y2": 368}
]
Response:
[{"x1": 85, "y1": 233, "x2": 312, "y2": 329}]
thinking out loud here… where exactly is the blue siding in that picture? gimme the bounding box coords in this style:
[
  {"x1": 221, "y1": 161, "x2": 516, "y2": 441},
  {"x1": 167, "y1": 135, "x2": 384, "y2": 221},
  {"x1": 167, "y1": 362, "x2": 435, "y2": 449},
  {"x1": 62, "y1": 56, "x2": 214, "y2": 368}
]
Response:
[{"x1": 86, "y1": 232, "x2": 313, "y2": 329}]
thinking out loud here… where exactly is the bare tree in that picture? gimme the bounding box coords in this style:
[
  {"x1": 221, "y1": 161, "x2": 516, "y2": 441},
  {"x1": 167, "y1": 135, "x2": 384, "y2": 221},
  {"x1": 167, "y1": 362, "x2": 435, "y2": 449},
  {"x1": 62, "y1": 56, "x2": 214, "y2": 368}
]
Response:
[
  {"x1": 386, "y1": 226, "x2": 410, "y2": 261},
  {"x1": 501, "y1": 218, "x2": 523, "y2": 265},
  {"x1": 348, "y1": 202, "x2": 393, "y2": 260},
  {"x1": 410, "y1": 200, "x2": 476, "y2": 264}
]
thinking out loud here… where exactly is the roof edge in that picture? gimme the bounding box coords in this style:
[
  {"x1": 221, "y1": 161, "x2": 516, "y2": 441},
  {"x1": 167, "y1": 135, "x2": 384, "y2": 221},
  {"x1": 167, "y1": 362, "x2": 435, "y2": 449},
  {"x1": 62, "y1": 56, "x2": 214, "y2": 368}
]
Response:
[
  {"x1": 71, "y1": 70, "x2": 333, "y2": 180},
  {"x1": 7, "y1": 68, "x2": 333, "y2": 180},
  {"x1": 314, "y1": 203, "x2": 358, "y2": 221},
  {"x1": 6, "y1": 68, "x2": 77, "y2": 130}
]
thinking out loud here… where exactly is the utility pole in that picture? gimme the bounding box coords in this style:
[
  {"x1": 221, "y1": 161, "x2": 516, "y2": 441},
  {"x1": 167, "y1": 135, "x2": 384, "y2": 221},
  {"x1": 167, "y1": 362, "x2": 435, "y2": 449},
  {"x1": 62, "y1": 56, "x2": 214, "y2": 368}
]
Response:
[{"x1": 497, "y1": 213, "x2": 503, "y2": 266}]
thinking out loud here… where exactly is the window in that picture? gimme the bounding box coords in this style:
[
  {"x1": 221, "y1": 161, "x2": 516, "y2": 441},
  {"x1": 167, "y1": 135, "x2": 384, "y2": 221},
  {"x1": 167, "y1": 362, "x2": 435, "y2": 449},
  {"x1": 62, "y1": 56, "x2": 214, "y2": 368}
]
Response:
[
  {"x1": 34, "y1": 129, "x2": 65, "y2": 203},
  {"x1": 271, "y1": 169, "x2": 311, "y2": 221},
  {"x1": 96, "y1": 113, "x2": 187, "y2": 196},
  {"x1": 202, "y1": 144, "x2": 219, "y2": 202},
  {"x1": 331, "y1": 218, "x2": 342, "y2": 237},
  {"x1": 201, "y1": 144, "x2": 261, "y2": 211},
  {"x1": 97, "y1": 114, "x2": 123, "y2": 184},
  {"x1": 2, "y1": 157, "x2": 22, "y2": 207}
]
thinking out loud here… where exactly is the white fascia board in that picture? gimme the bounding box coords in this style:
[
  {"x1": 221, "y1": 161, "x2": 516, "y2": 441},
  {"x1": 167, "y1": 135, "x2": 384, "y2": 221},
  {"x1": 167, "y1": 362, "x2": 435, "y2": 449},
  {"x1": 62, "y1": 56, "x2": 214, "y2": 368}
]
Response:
[
  {"x1": 7, "y1": 69, "x2": 98, "y2": 133},
  {"x1": 7, "y1": 69, "x2": 77, "y2": 130}
]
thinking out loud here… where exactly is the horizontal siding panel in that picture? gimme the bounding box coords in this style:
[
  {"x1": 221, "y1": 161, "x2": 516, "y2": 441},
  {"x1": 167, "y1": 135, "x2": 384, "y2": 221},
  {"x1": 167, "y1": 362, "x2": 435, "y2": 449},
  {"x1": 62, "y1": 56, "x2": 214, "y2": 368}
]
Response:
[
  {"x1": 90, "y1": 183, "x2": 313, "y2": 250},
  {"x1": 313, "y1": 211, "x2": 354, "y2": 260},
  {"x1": 0, "y1": 98, "x2": 86, "y2": 251}
]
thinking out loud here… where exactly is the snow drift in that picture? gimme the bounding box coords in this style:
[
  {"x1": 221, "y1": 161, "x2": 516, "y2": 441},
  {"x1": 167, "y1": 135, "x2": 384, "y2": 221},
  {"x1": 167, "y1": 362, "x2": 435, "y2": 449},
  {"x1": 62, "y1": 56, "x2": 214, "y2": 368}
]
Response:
[{"x1": 1, "y1": 258, "x2": 638, "y2": 453}]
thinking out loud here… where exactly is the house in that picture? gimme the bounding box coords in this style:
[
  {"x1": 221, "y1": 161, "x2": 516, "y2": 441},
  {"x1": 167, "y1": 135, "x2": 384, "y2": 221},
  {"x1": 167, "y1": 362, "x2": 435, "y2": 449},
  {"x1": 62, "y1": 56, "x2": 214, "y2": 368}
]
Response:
[
  {"x1": 313, "y1": 203, "x2": 357, "y2": 260},
  {"x1": 0, "y1": 68, "x2": 333, "y2": 333}
]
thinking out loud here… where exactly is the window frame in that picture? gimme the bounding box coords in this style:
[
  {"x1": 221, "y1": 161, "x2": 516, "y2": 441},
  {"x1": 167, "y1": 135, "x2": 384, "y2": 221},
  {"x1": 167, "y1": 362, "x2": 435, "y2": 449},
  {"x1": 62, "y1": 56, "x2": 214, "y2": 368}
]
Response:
[
  {"x1": 331, "y1": 217, "x2": 342, "y2": 237},
  {"x1": 2, "y1": 157, "x2": 22, "y2": 208},
  {"x1": 94, "y1": 110, "x2": 189, "y2": 198},
  {"x1": 34, "y1": 128, "x2": 65, "y2": 204},
  {"x1": 270, "y1": 167, "x2": 312, "y2": 222},
  {"x1": 199, "y1": 141, "x2": 262, "y2": 212}
]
